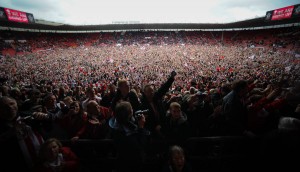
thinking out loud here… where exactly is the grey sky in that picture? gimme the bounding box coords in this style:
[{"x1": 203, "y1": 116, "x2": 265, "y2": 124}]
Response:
[{"x1": 0, "y1": 0, "x2": 299, "y2": 25}]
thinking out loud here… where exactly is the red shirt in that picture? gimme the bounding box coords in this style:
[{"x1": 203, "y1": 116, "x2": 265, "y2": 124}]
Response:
[{"x1": 34, "y1": 147, "x2": 80, "y2": 172}]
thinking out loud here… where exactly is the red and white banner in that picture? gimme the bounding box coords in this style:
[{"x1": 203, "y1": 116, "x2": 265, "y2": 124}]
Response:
[
  {"x1": 271, "y1": 5, "x2": 294, "y2": 21},
  {"x1": 4, "y1": 8, "x2": 28, "y2": 23}
]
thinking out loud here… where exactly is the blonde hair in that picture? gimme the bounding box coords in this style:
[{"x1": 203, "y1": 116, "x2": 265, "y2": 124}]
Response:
[
  {"x1": 63, "y1": 96, "x2": 73, "y2": 104},
  {"x1": 170, "y1": 102, "x2": 181, "y2": 110}
]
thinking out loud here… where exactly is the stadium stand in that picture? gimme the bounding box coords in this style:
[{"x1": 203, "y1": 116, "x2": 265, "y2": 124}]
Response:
[{"x1": 0, "y1": 13, "x2": 300, "y2": 172}]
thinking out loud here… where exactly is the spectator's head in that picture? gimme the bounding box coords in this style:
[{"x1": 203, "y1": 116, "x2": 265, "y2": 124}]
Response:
[
  {"x1": 86, "y1": 87, "x2": 96, "y2": 99},
  {"x1": 58, "y1": 86, "x2": 65, "y2": 96},
  {"x1": 63, "y1": 96, "x2": 73, "y2": 107},
  {"x1": 46, "y1": 85, "x2": 52, "y2": 93},
  {"x1": 67, "y1": 90, "x2": 73, "y2": 97},
  {"x1": 39, "y1": 85, "x2": 47, "y2": 93},
  {"x1": 0, "y1": 96, "x2": 18, "y2": 121},
  {"x1": 232, "y1": 80, "x2": 248, "y2": 96},
  {"x1": 130, "y1": 88, "x2": 139, "y2": 98},
  {"x1": 109, "y1": 84, "x2": 116, "y2": 93},
  {"x1": 75, "y1": 86, "x2": 82, "y2": 93},
  {"x1": 10, "y1": 88, "x2": 21, "y2": 99},
  {"x1": 191, "y1": 78, "x2": 197, "y2": 87},
  {"x1": 144, "y1": 84, "x2": 154, "y2": 100},
  {"x1": 133, "y1": 85, "x2": 141, "y2": 93},
  {"x1": 69, "y1": 101, "x2": 82, "y2": 115},
  {"x1": 168, "y1": 145, "x2": 186, "y2": 172},
  {"x1": 118, "y1": 79, "x2": 130, "y2": 96},
  {"x1": 38, "y1": 138, "x2": 62, "y2": 162},
  {"x1": 0, "y1": 85, "x2": 9, "y2": 96},
  {"x1": 114, "y1": 101, "x2": 133, "y2": 126},
  {"x1": 43, "y1": 93, "x2": 56, "y2": 109},
  {"x1": 170, "y1": 102, "x2": 182, "y2": 120},
  {"x1": 164, "y1": 92, "x2": 172, "y2": 101},
  {"x1": 52, "y1": 88, "x2": 59, "y2": 96},
  {"x1": 86, "y1": 100, "x2": 100, "y2": 116},
  {"x1": 29, "y1": 89, "x2": 41, "y2": 100},
  {"x1": 189, "y1": 87, "x2": 197, "y2": 94}
]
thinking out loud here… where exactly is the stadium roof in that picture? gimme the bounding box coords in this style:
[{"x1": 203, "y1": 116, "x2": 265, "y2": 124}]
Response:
[{"x1": 0, "y1": 16, "x2": 299, "y2": 32}]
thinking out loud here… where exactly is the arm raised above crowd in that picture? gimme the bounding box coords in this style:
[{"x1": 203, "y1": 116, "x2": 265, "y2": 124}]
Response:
[{"x1": 155, "y1": 71, "x2": 176, "y2": 99}]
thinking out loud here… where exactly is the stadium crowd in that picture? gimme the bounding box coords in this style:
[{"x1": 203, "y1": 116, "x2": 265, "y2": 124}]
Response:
[{"x1": 0, "y1": 28, "x2": 300, "y2": 171}]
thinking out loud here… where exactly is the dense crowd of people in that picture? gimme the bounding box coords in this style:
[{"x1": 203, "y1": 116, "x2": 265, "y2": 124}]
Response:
[{"x1": 0, "y1": 27, "x2": 300, "y2": 171}]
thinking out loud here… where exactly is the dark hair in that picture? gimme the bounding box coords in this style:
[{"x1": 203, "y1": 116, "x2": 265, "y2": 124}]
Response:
[
  {"x1": 43, "y1": 93, "x2": 54, "y2": 104},
  {"x1": 86, "y1": 87, "x2": 94, "y2": 93},
  {"x1": 232, "y1": 80, "x2": 247, "y2": 92},
  {"x1": 30, "y1": 89, "x2": 41, "y2": 96},
  {"x1": 0, "y1": 96, "x2": 17, "y2": 121}
]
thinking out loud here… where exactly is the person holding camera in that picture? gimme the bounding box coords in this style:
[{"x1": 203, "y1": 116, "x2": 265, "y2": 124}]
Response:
[
  {"x1": 58, "y1": 101, "x2": 87, "y2": 141},
  {"x1": 109, "y1": 101, "x2": 150, "y2": 172},
  {"x1": 140, "y1": 71, "x2": 176, "y2": 138},
  {"x1": 0, "y1": 96, "x2": 44, "y2": 171}
]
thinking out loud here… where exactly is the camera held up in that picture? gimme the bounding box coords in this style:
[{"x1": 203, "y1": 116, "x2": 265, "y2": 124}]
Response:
[{"x1": 134, "y1": 109, "x2": 149, "y2": 120}]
